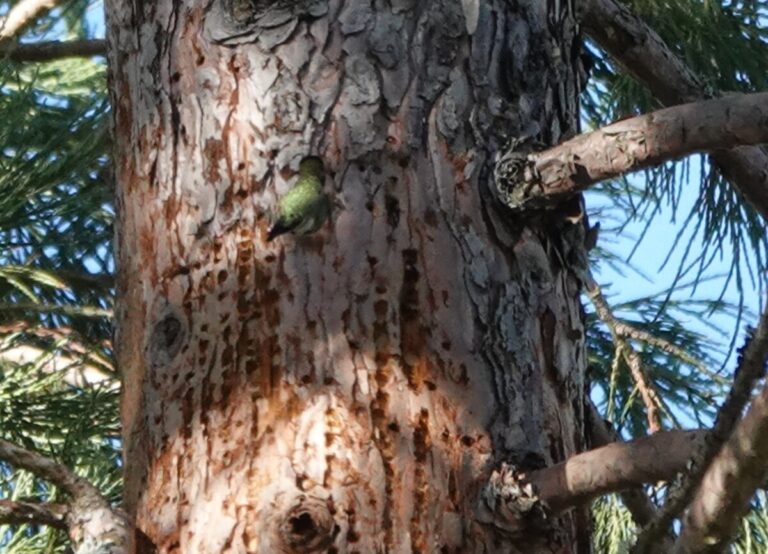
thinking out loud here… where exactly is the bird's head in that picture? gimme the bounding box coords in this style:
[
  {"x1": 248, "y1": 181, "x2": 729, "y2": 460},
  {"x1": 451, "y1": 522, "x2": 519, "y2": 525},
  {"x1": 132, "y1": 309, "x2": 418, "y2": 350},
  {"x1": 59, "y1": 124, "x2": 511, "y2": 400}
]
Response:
[{"x1": 298, "y1": 156, "x2": 325, "y2": 177}]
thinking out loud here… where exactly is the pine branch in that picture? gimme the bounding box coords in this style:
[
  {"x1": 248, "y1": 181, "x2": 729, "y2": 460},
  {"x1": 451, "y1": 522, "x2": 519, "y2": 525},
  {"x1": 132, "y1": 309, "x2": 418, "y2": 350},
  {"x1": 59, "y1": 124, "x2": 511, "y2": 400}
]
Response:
[
  {"x1": 0, "y1": 0, "x2": 60, "y2": 42},
  {"x1": 0, "y1": 499, "x2": 68, "y2": 529},
  {"x1": 634, "y1": 305, "x2": 768, "y2": 553},
  {"x1": 0, "y1": 438, "x2": 130, "y2": 552},
  {"x1": 582, "y1": 0, "x2": 768, "y2": 221},
  {"x1": 603, "y1": 318, "x2": 711, "y2": 379},
  {"x1": 496, "y1": 92, "x2": 768, "y2": 211},
  {"x1": 0, "y1": 303, "x2": 113, "y2": 318},
  {"x1": 1, "y1": 39, "x2": 107, "y2": 62},
  {"x1": 586, "y1": 271, "x2": 664, "y2": 432}
]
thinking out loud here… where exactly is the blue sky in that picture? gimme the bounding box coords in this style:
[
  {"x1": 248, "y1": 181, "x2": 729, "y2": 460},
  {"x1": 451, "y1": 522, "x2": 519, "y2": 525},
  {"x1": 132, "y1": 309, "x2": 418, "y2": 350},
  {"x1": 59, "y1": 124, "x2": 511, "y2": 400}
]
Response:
[{"x1": 588, "y1": 158, "x2": 762, "y2": 371}]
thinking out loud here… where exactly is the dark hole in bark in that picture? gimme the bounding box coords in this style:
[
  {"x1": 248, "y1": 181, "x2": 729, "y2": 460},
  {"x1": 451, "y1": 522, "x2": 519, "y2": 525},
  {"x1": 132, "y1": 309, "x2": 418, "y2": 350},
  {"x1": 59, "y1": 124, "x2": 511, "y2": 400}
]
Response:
[
  {"x1": 385, "y1": 194, "x2": 400, "y2": 227},
  {"x1": 148, "y1": 311, "x2": 186, "y2": 368},
  {"x1": 158, "y1": 316, "x2": 182, "y2": 348},
  {"x1": 134, "y1": 527, "x2": 158, "y2": 554},
  {"x1": 280, "y1": 498, "x2": 337, "y2": 552},
  {"x1": 290, "y1": 512, "x2": 316, "y2": 537}
]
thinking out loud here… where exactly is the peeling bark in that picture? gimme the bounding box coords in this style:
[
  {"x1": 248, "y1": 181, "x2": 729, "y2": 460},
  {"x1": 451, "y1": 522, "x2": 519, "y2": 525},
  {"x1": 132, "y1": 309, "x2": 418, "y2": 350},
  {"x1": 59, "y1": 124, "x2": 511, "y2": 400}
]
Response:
[
  {"x1": 107, "y1": 1, "x2": 589, "y2": 552},
  {"x1": 528, "y1": 429, "x2": 702, "y2": 513},
  {"x1": 582, "y1": 0, "x2": 768, "y2": 221},
  {"x1": 496, "y1": 92, "x2": 768, "y2": 210},
  {"x1": 477, "y1": 429, "x2": 703, "y2": 537}
]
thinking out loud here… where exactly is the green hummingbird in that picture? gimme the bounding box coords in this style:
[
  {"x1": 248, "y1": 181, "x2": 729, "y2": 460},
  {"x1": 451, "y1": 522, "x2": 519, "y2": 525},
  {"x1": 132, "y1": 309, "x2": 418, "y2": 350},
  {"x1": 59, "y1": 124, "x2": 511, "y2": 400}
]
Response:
[{"x1": 267, "y1": 156, "x2": 331, "y2": 242}]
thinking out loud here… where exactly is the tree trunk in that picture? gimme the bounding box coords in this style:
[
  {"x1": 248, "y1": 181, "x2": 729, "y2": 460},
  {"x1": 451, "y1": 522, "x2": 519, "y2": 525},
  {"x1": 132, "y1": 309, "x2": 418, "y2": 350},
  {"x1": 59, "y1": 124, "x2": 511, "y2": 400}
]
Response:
[{"x1": 107, "y1": 1, "x2": 589, "y2": 552}]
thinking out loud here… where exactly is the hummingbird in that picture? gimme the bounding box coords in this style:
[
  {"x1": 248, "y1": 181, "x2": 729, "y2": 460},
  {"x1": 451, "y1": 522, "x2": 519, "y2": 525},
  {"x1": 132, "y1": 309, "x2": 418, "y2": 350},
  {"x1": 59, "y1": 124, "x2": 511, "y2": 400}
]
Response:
[{"x1": 267, "y1": 156, "x2": 331, "y2": 242}]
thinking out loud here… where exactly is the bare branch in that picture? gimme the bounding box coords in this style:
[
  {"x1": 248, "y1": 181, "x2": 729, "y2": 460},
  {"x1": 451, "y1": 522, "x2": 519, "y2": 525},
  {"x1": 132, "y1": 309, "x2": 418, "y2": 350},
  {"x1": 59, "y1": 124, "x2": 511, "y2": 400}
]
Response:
[
  {"x1": 585, "y1": 402, "x2": 663, "y2": 531},
  {"x1": 581, "y1": 0, "x2": 702, "y2": 105},
  {"x1": 634, "y1": 305, "x2": 768, "y2": 552},
  {"x1": 673, "y1": 379, "x2": 768, "y2": 553},
  {"x1": 582, "y1": 0, "x2": 768, "y2": 221},
  {"x1": 1, "y1": 38, "x2": 107, "y2": 62},
  {"x1": 0, "y1": 499, "x2": 68, "y2": 529},
  {"x1": 0, "y1": 0, "x2": 107, "y2": 63},
  {"x1": 0, "y1": 439, "x2": 130, "y2": 552},
  {"x1": 0, "y1": 439, "x2": 101, "y2": 500},
  {"x1": 528, "y1": 429, "x2": 703, "y2": 513},
  {"x1": 496, "y1": 93, "x2": 768, "y2": 210},
  {"x1": 670, "y1": 311, "x2": 768, "y2": 553},
  {"x1": 0, "y1": 0, "x2": 60, "y2": 42},
  {"x1": 478, "y1": 428, "x2": 702, "y2": 535}
]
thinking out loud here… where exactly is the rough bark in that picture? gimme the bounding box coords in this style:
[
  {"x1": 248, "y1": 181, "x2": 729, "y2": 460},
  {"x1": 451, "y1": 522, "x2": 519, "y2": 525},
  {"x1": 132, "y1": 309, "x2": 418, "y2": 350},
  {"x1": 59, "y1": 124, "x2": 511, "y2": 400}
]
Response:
[{"x1": 107, "y1": 1, "x2": 589, "y2": 552}]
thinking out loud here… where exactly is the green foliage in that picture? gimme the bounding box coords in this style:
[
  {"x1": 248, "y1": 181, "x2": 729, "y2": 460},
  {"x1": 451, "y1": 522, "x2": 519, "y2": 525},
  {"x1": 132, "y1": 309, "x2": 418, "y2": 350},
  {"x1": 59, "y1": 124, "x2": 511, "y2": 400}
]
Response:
[
  {"x1": 733, "y1": 492, "x2": 768, "y2": 554},
  {"x1": 0, "y1": 2, "x2": 116, "y2": 551},
  {"x1": 583, "y1": 0, "x2": 768, "y2": 549},
  {"x1": 587, "y1": 287, "x2": 736, "y2": 434},
  {"x1": 592, "y1": 495, "x2": 637, "y2": 554}
]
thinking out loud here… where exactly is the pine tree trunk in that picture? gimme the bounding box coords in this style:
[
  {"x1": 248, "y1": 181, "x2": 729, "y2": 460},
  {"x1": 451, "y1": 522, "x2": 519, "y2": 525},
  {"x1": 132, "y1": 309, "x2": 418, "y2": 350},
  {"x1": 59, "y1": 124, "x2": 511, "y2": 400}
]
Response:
[{"x1": 107, "y1": 1, "x2": 589, "y2": 552}]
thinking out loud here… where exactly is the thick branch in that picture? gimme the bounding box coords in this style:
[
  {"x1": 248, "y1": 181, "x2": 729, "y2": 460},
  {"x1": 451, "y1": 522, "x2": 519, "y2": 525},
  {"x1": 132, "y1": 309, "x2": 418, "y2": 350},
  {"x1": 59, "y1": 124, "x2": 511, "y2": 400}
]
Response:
[
  {"x1": 1, "y1": 39, "x2": 106, "y2": 62},
  {"x1": 673, "y1": 379, "x2": 768, "y2": 553},
  {"x1": 0, "y1": 499, "x2": 68, "y2": 529},
  {"x1": 497, "y1": 93, "x2": 768, "y2": 210},
  {"x1": 0, "y1": 439, "x2": 130, "y2": 552},
  {"x1": 668, "y1": 319, "x2": 768, "y2": 553},
  {"x1": 478, "y1": 429, "x2": 702, "y2": 535},
  {"x1": 527, "y1": 429, "x2": 703, "y2": 513},
  {"x1": 582, "y1": 0, "x2": 702, "y2": 105},
  {"x1": 582, "y1": 0, "x2": 768, "y2": 221},
  {"x1": 634, "y1": 304, "x2": 768, "y2": 552},
  {"x1": 0, "y1": 439, "x2": 102, "y2": 500},
  {"x1": 0, "y1": 0, "x2": 60, "y2": 42},
  {"x1": 585, "y1": 402, "x2": 662, "y2": 530}
]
